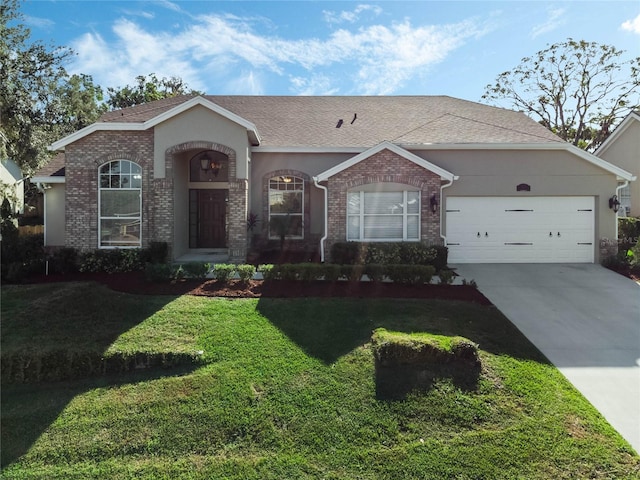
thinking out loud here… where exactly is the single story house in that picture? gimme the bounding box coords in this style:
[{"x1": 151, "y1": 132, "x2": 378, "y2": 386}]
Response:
[
  {"x1": 594, "y1": 111, "x2": 640, "y2": 218},
  {"x1": 1, "y1": 158, "x2": 25, "y2": 216},
  {"x1": 32, "y1": 95, "x2": 635, "y2": 264}
]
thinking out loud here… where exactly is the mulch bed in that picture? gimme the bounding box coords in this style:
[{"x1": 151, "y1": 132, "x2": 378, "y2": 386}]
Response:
[{"x1": 27, "y1": 271, "x2": 493, "y2": 305}]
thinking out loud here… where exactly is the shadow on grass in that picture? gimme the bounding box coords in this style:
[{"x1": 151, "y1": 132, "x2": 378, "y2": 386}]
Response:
[
  {"x1": 0, "y1": 282, "x2": 199, "y2": 468},
  {"x1": 256, "y1": 297, "x2": 550, "y2": 366},
  {"x1": 1, "y1": 366, "x2": 199, "y2": 468},
  {"x1": 375, "y1": 363, "x2": 482, "y2": 400}
]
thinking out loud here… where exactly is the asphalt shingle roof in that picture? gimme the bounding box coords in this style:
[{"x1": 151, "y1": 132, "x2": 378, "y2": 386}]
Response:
[{"x1": 99, "y1": 95, "x2": 563, "y2": 147}]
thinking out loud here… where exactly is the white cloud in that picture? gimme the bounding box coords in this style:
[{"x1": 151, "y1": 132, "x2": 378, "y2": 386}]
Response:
[
  {"x1": 621, "y1": 14, "x2": 640, "y2": 34},
  {"x1": 323, "y1": 4, "x2": 383, "y2": 25},
  {"x1": 24, "y1": 15, "x2": 55, "y2": 29},
  {"x1": 69, "y1": 12, "x2": 490, "y2": 95},
  {"x1": 530, "y1": 7, "x2": 566, "y2": 38}
]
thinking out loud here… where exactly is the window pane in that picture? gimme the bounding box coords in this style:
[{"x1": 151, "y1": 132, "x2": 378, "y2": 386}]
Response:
[
  {"x1": 270, "y1": 191, "x2": 302, "y2": 214},
  {"x1": 101, "y1": 190, "x2": 140, "y2": 217},
  {"x1": 347, "y1": 192, "x2": 360, "y2": 214},
  {"x1": 269, "y1": 214, "x2": 302, "y2": 237},
  {"x1": 131, "y1": 173, "x2": 142, "y2": 188},
  {"x1": 364, "y1": 215, "x2": 402, "y2": 239},
  {"x1": 100, "y1": 219, "x2": 141, "y2": 246},
  {"x1": 347, "y1": 216, "x2": 360, "y2": 240},
  {"x1": 364, "y1": 192, "x2": 403, "y2": 214},
  {"x1": 407, "y1": 215, "x2": 419, "y2": 239},
  {"x1": 407, "y1": 191, "x2": 419, "y2": 214}
]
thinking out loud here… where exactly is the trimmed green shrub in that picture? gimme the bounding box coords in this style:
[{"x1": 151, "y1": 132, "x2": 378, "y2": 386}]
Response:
[
  {"x1": 236, "y1": 264, "x2": 257, "y2": 283},
  {"x1": 181, "y1": 262, "x2": 211, "y2": 279},
  {"x1": 330, "y1": 241, "x2": 448, "y2": 270},
  {"x1": 141, "y1": 241, "x2": 169, "y2": 264},
  {"x1": 322, "y1": 263, "x2": 342, "y2": 282},
  {"x1": 438, "y1": 269, "x2": 455, "y2": 285},
  {"x1": 258, "y1": 264, "x2": 276, "y2": 280},
  {"x1": 297, "y1": 263, "x2": 323, "y2": 282},
  {"x1": 278, "y1": 264, "x2": 299, "y2": 281},
  {"x1": 47, "y1": 247, "x2": 79, "y2": 274},
  {"x1": 213, "y1": 263, "x2": 236, "y2": 282},
  {"x1": 364, "y1": 264, "x2": 385, "y2": 283},
  {"x1": 385, "y1": 265, "x2": 435, "y2": 285},
  {"x1": 144, "y1": 263, "x2": 177, "y2": 283},
  {"x1": 79, "y1": 249, "x2": 144, "y2": 273}
]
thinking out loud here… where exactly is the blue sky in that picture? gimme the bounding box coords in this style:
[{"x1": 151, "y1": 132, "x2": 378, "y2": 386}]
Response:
[{"x1": 20, "y1": 1, "x2": 640, "y2": 102}]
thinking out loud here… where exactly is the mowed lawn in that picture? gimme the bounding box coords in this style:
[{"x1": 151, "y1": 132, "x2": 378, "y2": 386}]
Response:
[{"x1": 1, "y1": 282, "x2": 638, "y2": 479}]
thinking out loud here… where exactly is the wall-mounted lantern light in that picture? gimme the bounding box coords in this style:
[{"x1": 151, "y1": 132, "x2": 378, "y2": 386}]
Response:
[
  {"x1": 609, "y1": 195, "x2": 620, "y2": 213},
  {"x1": 193, "y1": 150, "x2": 221, "y2": 177},
  {"x1": 430, "y1": 194, "x2": 438, "y2": 213}
]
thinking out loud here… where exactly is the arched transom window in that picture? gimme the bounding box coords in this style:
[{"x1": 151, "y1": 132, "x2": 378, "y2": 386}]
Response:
[
  {"x1": 99, "y1": 160, "x2": 142, "y2": 247},
  {"x1": 269, "y1": 175, "x2": 304, "y2": 239}
]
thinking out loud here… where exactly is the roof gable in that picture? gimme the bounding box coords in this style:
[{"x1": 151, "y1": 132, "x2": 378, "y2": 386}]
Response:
[
  {"x1": 595, "y1": 111, "x2": 640, "y2": 157},
  {"x1": 315, "y1": 141, "x2": 457, "y2": 182},
  {"x1": 49, "y1": 96, "x2": 260, "y2": 151}
]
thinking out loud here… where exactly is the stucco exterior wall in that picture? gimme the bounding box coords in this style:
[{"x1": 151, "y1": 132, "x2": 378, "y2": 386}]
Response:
[
  {"x1": 44, "y1": 184, "x2": 65, "y2": 246},
  {"x1": 154, "y1": 105, "x2": 250, "y2": 180},
  {"x1": 250, "y1": 152, "x2": 355, "y2": 237},
  {"x1": 597, "y1": 120, "x2": 640, "y2": 217},
  {"x1": 413, "y1": 148, "x2": 619, "y2": 261}
]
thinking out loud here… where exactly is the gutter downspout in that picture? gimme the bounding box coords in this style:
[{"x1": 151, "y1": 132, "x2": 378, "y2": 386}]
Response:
[
  {"x1": 313, "y1": 176, "x2": 328, "y2": 263},
  {"x1": 439, "y1": 176, "x2": 458, "y2": 244}
]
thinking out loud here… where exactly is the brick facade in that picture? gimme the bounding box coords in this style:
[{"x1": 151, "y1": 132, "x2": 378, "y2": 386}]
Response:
[
  {"x1": 65, "y1": 130, "x2": 154, "y2": 250},
  {"x1": 324, "y1": 149, "x2": 443, "y2": 261},
  {"x1": 64, "y1": 133, "x2": 248, "y2": 261}
]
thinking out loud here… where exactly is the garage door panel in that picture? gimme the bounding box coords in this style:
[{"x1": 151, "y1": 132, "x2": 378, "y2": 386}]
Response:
[{"x1": 446, "y1": 197, "x2": 594, "y2": 263}]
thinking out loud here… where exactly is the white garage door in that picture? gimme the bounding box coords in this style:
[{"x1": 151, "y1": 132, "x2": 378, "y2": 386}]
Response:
[{"x1": 446, "y1": 197, "x2": 595, "y2": 263}]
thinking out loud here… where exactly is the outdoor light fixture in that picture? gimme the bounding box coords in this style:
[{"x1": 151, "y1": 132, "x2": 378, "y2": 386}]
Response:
[
  {"x1": 609, "y1": 195, "x2": 621, "y2": 213},
  {"x1": 194, "y1": 150, "x2": 221, "y2": 177},
  {"x1": 430, "y1": 194, "x2": 438, "y2": 213}
]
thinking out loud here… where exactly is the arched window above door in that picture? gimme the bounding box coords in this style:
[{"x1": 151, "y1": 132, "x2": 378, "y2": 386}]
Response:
[{"x1": 190, "y1": 150, "x2": 229, "y2": 182}]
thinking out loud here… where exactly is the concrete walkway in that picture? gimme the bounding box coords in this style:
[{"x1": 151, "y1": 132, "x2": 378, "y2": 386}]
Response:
[{"x1": 452, "y1": 264, "x2": 640, "y2": 453}]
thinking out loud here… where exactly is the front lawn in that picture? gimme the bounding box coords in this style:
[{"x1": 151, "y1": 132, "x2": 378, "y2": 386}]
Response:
[{"x1": 1, "y1": 283, "x2": 638, "y2": 479}]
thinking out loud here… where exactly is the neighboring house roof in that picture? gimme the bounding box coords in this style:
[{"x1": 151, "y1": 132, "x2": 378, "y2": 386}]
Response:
[
  {"x1": 594, "y1": 110, "x2": 640, "y2": 157},
  {"x1": 1, "y1": 158, "x2": 22, "y2": 182}
]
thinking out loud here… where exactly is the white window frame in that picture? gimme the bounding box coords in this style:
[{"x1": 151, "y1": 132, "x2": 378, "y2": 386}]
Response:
[
  {"x1": 619, "y1": 184, "x2": 631, "y2": 216},
  {"x1": 98, "y1": 160, "x2": 142, "y2": 248},
  {"x1": 268, "y1": 175, "x2": 304, "y2": 240},
  {"x1": 347, "y1": 190, "x2": 420, "y2": 242}
]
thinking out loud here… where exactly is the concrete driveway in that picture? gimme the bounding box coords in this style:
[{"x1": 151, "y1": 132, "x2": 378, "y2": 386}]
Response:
[{"x1": 452, "y1": 264, "x2": 640, "y2": 453}]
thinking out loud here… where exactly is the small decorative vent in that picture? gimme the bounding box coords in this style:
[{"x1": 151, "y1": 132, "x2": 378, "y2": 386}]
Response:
[{"x1": 516, "y1": 183, "x2": 531, "y2": 192}]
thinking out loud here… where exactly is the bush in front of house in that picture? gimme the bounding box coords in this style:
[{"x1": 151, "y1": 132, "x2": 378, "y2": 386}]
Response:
[
  {"x1": 236, "y1": 264, "x2": 256, "y2": 283},
  {"x1": 213, "y1": 263, "x2": 236, "y2": 282},
  {"x1": 181, "y1": 262, "x2": 211, "y2": 279},
  {"x1": 330, "y1": 242, "x2": 448, "y2": 271}
]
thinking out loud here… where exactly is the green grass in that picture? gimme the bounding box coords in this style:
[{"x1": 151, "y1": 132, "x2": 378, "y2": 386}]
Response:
[{"x1": 2, "y1": 283, "x2": 638, "y2": 479}]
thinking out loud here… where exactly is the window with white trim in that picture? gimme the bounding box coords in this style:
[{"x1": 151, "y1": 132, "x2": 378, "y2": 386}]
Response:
[
  {"x1": 99, "y1": 160, "x2": 142, "y2": 247},
  {"x1": 619, "y1": 185, "x2": 631, "y2": 216},
  {"x1": 347, "y1": 190, "x2": 420, "y2": 241},
  {"x1": 269, "y1": 175, "x2": 304, "y2": 239}
]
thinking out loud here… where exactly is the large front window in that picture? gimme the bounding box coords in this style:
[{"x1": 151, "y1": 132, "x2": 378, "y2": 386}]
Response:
[
  {"x1": 347, "y1": 190, "x2": 420, "y2": 241},
  {"x1": 99, "y1": 160, "x2": 142, "y2": 247},
  {"x1": 269, "y1": 175, "x2": 303, "y2": 239}
]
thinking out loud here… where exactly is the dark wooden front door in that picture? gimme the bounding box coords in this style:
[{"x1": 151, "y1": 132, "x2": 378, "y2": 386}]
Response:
[{"x1": 190, "y1": 190, "x2": 227, "y2": 248}]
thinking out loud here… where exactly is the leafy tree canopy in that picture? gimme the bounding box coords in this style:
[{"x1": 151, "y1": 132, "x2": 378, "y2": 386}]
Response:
[
  {"x1": 482, "y1": 39, "x2": 640, "y2": 151},
  {"x1": 1, "y1": 0, "x2": 105, "y2": 174},
  {"x1": 106, "y1": 74, "x2": 203, "y2": 110}
]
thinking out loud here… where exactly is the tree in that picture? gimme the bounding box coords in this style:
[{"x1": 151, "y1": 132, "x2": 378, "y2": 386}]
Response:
[
  {"x1": 0, "y1": 0, "x2": 105, "y2": 174},
  {"x1": 482, "y1": 39, "x2": 640, "y2": 151},
  {"x1": 106, "y1": 73, "x2": 202, "y2": 110}
]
